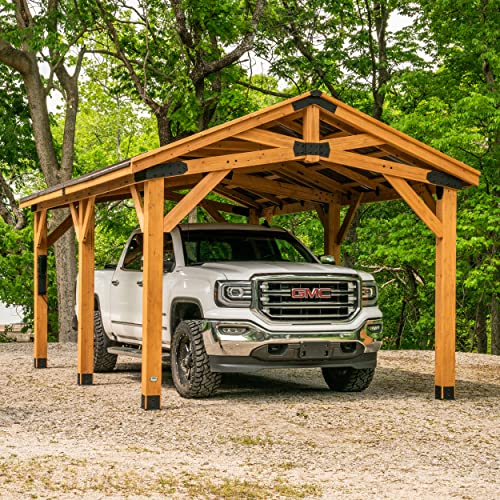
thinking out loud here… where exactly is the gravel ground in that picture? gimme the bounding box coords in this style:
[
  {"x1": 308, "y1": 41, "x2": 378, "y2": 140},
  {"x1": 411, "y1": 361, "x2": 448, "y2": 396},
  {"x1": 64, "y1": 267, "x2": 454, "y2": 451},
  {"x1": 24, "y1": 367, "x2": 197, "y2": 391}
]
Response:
[{"x1": 0, "y1": 343, "x2": 499, "y2": 499}]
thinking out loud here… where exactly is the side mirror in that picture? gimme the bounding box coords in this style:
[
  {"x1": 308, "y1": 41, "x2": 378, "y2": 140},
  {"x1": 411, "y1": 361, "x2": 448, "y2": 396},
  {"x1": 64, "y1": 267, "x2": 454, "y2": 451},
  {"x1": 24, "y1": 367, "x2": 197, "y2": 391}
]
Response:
[
  {"x1": 163, "y1": 260, "x2": 175, "y2": 273},
  {"x1": 320, "y1": 255, "x2": 336, "y2": 265}
]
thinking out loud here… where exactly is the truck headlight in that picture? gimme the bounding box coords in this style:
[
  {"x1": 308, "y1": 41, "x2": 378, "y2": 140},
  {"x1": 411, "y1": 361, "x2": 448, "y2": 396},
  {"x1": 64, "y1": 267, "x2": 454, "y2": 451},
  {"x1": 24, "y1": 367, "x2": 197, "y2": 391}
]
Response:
[
  {"x1": 362, "y1": 281, "x2": 378, "y2": 307},
  {"x1": 215, "y1": 281, "x2": 252, "y2": 307}
]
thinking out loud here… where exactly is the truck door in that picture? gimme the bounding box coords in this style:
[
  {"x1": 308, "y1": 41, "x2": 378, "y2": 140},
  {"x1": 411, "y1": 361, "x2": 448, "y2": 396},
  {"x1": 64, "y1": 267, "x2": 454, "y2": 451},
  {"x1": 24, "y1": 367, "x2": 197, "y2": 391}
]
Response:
[
  {"x1": 110, "y1": 233, "x2": 175, "y2": 345},
  {"x1": 109, "y1": 233, "x2": 144, "y2": 341}
]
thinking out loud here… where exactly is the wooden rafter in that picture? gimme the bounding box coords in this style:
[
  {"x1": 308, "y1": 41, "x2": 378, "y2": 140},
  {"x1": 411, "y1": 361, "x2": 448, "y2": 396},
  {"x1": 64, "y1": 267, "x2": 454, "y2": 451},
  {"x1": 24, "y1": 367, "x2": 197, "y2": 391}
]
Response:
[
  {"x1": 318, "y1": 161, "x2": 379, "y2": 190},
  {"x1": 214, "y1": 186, "x2": 262, "y2": 209},
  {"x1": 230, "y1": 173, "x2": 337, "y2": 204},
  {"x1": 235, "y1": 128, "x2": 296, "y2": 148}
]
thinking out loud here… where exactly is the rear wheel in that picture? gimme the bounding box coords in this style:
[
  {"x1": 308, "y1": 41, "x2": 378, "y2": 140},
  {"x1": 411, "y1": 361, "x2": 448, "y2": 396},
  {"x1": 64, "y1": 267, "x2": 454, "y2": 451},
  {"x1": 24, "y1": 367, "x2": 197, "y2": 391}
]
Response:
[
  {"x1": 171, "y1": 320, "x2": 221, "y2": 398},
  {"x1": 321, "y1": 367, "x2": 375, "y2": 392},
  {"x1": 93, "y1": 311, "x2": 117, "y2": 372}
]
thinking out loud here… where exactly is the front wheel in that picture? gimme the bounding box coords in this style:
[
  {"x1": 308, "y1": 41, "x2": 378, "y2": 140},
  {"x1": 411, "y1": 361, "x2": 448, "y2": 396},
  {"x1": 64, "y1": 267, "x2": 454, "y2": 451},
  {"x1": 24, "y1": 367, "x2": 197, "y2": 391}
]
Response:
[
  {"x1": 321, "y1": 367, "x2": 375, "y2": 392},
  {"x1": 171, "y1": 320, "x2": 222, "y2": 398}
]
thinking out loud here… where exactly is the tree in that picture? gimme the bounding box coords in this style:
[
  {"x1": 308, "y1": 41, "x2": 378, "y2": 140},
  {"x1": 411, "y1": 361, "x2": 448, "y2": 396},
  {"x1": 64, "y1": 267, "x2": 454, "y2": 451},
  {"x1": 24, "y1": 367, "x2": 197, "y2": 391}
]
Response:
[
  {"x1": 89, "y1": 0, "x2": 267, "y2": 145},
  {"x1": 0, "y1": 0, "x2": 88, "y2": 341}
]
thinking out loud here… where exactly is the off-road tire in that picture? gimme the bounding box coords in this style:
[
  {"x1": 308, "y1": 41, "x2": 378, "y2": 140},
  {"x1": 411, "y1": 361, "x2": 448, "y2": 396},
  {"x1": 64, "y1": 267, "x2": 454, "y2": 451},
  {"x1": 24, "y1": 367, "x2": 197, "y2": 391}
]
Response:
[
  {"x1": 93, "y1": 311, "x2": 117, "y2": 373},
  {"x1": 321, "y1": 367, "x2": 375, "y2": 392},
  {"x1": 171, "y1": 320, "x2": 221, "y2": 398}
]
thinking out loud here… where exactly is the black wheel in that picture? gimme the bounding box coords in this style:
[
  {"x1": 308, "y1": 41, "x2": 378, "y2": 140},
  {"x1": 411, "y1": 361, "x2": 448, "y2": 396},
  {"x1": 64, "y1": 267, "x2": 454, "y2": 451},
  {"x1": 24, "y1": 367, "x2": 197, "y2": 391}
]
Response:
[
  {"x1": 321, "y1": 367, "x2": 375, "y2": 392},
  {"x1": 171, "y1": 320, "x2": 221, "y2": 398},
  {"x1": 93, "y1": 310, "x2": 117, "y2": 373}
]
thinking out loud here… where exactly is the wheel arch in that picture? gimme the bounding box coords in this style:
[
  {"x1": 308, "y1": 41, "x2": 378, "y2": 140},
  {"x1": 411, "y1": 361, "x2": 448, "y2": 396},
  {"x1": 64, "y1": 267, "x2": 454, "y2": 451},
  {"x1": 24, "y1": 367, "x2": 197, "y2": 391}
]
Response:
[{"x1": 170, "y1": 298, "x2": 204, "y2": 333}]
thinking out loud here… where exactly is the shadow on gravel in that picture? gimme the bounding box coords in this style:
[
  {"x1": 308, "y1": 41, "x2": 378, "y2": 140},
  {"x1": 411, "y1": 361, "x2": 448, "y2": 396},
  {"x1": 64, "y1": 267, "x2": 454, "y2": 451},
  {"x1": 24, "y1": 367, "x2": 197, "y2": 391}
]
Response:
[{"x1": 114, "y1": 362, "x2": 500, "y2": 402}]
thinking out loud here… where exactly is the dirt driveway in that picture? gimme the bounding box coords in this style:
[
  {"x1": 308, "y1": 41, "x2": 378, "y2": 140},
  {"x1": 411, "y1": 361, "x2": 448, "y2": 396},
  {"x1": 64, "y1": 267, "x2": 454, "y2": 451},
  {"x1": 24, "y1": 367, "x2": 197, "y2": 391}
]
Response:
[{"x1": 0, "y1": 343, "x2": 499, "y2": 499}]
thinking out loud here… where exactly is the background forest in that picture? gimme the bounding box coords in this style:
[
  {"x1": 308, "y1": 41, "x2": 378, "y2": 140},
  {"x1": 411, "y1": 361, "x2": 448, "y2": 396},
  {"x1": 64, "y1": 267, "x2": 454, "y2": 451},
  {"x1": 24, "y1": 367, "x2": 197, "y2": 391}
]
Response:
[{"x1": 0, "y1": 0, "x2": 498, "y2": 353}]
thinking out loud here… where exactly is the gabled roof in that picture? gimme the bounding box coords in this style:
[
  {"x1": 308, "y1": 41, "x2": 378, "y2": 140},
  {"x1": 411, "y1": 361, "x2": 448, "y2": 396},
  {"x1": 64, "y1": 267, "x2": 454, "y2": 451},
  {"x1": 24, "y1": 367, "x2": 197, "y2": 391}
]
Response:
[{"x1": 20, "y1": 90, "x2": 480, "y2": 214}]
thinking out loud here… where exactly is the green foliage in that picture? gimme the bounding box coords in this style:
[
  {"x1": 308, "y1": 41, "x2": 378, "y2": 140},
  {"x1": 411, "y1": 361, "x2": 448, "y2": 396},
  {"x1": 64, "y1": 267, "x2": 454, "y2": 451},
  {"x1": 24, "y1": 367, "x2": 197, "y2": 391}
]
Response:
[{"x1": 0, "y1": 215, "x2": 58, "y2": 338}]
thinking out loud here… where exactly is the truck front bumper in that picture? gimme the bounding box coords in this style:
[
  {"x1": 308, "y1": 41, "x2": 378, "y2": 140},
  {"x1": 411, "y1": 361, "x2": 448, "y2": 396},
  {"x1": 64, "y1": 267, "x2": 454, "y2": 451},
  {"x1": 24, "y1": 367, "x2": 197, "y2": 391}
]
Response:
[{"x1": 201, "y1": 320, "x2": 382, "y2": 373}]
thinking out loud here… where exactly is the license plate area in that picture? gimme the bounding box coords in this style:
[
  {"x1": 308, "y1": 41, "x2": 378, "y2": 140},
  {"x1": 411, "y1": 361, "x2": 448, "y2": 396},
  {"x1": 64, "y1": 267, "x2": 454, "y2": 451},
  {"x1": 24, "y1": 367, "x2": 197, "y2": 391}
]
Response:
[{"x1": 298, "y1": 342, "x2": 331, "y2": 359}]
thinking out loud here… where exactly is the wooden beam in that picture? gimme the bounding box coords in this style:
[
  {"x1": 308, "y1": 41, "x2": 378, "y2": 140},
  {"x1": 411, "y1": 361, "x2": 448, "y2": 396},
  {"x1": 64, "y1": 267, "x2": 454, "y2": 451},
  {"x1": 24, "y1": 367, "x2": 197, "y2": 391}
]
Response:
[
  {"x1": 277, "y1": 163, "x2": 347, "y2": 193},
  {"x1": 235, "y1": 128, "x2": 296, "y2": 148},
  {"x1": 132, "y1": 100, "x2": 302, "y2": 171},
  {"x1": 35, "y1": 209, "x2": 47, "y2": 249},
  {"x1": 324, "y1": 133, "x2": 385, "y2": 150},
  {"x1": 248, "y1": 209, "x2": 260, "y2": 225},
  {"x1": 33, "y1": 210, "x2": 48, "y2": 369},
  {"x1": 316, "y1": 205, "x2": 326, "y2": 226},
  {"x1": 317, "y1": 161, "x2": 379, "y2": 190},
  {"x1": 130, "y1": 185, "x2": 145, "y2": 231},
  {"x1": 328, "y1": 150, "x2": 432, "y2": 184},
  {"x1": 141, "y1": 178, "x2": 164, "y2": 410},
  {"x1": 73, "y1": 198, "x2": 95, "y2": 385},
  {"x1": 230, "y1": 173, "x2": 337, "y2": 204},
  {"x1": 303, "y1": 105, "x2": 320, "y2": 163},
  {"x1": 384, "y1": 175, "x2": 443, "y2": 238},
  {"x1": 164, "y1": 170, "x2": 231, "y2": 232},
  {"x1": 164, "y1": 190, "x2": 249, "y2": 216},
  {"x1": 184, "y1": 147, "x2": 300, "y2": 175},
  {"x1": 47, "y1": 214, "x2": 73, "y2": 248},
  {"x1": 203, "y1": 205, "x2": 226, "y2": 223},
  {"x1": 337, "y1": 193, "x2": 363, "y2": 244},
  {"x1": 327, "y1": 103, "x2": 480, "y2": 185},
  {"x1": 262, "y1": 200, "x2": 321, "y2": 218},
  {"x1": 325, "y1": 202, "x2": 341, "y2": 264},
  {"x1": 214, "y1": 186, "x2": 262, "y2": 209},
  {"x1": 421, "y1": 185, "x2": 437, "y2": 213},
  {"x1": 435, "y1": 188, "x2": 457, "y2": 400}
]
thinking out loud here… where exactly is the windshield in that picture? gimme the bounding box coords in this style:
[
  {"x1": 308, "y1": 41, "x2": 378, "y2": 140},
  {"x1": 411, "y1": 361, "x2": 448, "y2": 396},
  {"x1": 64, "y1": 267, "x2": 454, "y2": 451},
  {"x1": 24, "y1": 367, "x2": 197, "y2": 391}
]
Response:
[{"x1": 181, "y1": 229, "x2": 316, "y2": 265}]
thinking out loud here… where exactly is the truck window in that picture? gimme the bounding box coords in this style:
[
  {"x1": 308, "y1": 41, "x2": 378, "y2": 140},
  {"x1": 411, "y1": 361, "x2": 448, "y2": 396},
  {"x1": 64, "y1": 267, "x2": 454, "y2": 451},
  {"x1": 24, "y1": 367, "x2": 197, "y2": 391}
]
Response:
[
  {"x1": 182, "y1": 230, "x2": 316, "y2": 265},
  {"x1": 122, "y1": 234, "x2": 175, "y2": 271}
]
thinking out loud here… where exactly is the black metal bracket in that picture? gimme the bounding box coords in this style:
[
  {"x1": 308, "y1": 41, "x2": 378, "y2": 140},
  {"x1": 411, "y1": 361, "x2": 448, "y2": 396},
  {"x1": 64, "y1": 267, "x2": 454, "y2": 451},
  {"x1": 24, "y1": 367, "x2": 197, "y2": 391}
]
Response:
[
  {"x1": 141, "y1": 394, "x2": 161, "y2": 410},
  {"x1": 37, "y1": 255, "x2": 47, "y2": 295},
  {"x1": 435, "y1": 385, "x2": 456, "y2": 400},
  {"x1": 293, "y1": 141, "x2": 330, "y2": 158},
  {"x1": 292, "y1": 90, "x2": 337, "y2": 113},
  {"x1": 427, "y1": 171, "x2": 463, "y2": 190},
  {"x1": 134, "y1": 161, "x2": 188, "y2": 182}
]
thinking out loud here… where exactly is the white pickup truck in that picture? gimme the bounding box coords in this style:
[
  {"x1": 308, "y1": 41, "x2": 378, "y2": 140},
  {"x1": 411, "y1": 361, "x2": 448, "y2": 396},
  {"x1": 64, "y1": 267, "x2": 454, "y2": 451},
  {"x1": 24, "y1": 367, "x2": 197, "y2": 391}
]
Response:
[{"x1": 82, "y1": 224, "x2": 383, "y2": 398}]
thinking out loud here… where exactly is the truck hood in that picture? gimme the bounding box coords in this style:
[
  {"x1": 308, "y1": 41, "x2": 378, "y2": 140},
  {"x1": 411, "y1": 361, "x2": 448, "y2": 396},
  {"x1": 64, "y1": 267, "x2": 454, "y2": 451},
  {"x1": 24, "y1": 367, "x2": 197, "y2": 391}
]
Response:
[{"x1": 186, "y1": 262, "x2": 375, "y2": 282}]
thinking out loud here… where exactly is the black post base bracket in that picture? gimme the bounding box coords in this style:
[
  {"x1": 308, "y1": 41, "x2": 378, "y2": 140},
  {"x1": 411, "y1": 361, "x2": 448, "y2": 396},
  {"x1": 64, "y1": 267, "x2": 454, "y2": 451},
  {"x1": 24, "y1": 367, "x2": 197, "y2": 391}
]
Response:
[
  {"x1": 34, "y1": 358, "x2": 47, "y2": 369},
  {"x1": 77, "y1": 373, "x2": 93, "y2": 386},
  {"x1": 435, "y1": 385, "x2": 455, "y2": 400},
  {"x1": 141, "y1": 394, "x2": 161, "y2": 410}
]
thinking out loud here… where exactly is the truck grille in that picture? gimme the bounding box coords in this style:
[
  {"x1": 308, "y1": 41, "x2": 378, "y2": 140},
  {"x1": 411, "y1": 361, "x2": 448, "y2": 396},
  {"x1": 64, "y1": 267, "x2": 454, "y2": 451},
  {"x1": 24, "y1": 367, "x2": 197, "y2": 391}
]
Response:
[{"x1": 256, "y1": 277, "x2": 359, "y2": 321}]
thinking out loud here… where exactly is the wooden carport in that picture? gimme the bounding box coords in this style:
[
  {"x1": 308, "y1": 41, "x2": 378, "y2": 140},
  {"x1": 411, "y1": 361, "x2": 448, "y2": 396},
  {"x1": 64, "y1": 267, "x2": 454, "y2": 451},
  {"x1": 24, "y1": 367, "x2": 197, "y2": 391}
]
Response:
[{"x1": 20, "y1": 90, "x2": 480, "y2": 409}]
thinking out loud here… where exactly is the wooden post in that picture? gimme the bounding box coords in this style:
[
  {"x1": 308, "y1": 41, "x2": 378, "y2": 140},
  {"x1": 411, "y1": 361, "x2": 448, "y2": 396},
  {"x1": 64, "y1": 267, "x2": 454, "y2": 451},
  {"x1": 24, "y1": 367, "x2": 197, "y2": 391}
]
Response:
[
  {"x1": 248, "y1": 209, "x2": 260, "y2": 225},
  {"x1": 141, "y1": 178, "x2": 164, "y2": 410},
  {"x1": 435, "y1": 187, "x2": 457, "y2": 400},
  {"x1": 71, "y1": 199, "x2": 96, "y2": 385},
  {"x1": 325, "y1": 202, "x2": 341, "y2": 265},
  {"x1": 303, "y1": 105, "x2": 320, "y2": 163},
  {"x1": 34, "y1": 210, "x2": 48, "y2": 368}
]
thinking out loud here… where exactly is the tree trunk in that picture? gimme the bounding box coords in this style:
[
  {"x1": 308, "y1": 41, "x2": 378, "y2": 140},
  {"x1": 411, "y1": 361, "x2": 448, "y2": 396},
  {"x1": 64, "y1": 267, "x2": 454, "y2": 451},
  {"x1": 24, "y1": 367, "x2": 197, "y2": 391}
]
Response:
[
  {"x1": 475, "y1": 306, "x2": 488, "y2": 354},
  {"x1": 156, "y1": 111, "x2": 172, "y2": 147},
  {"x1": 492, "y1": 293, "x2": 499, "y2": 355},
  {"x1": 342, "y1": 211, "x2": 361, "y2": 268},
  {"x1": 51, "y1": 209, "x2": 77, "y2": 342}
]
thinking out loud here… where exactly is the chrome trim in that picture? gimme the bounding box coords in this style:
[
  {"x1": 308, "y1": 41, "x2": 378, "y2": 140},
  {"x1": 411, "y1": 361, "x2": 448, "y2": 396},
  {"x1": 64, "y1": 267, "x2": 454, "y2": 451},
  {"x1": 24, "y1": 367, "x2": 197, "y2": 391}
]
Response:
[{"x1": 252, "y1": 274, "x2": 361, "y2": 324}]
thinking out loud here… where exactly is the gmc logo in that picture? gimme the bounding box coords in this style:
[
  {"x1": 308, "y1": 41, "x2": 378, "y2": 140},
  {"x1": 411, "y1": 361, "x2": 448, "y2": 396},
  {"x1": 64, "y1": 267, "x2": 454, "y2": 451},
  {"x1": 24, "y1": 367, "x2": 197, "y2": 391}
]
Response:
[{"x1": 291, "y1": 288, "x2": 331, "y2": 299}]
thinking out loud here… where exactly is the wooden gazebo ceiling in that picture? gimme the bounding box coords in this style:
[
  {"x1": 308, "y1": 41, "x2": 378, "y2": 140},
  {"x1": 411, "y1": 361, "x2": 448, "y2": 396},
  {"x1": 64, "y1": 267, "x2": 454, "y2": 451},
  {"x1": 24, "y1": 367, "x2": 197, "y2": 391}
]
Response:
[{"x1": 20, "y1": 91, "x2": 480, "y2": 216}]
